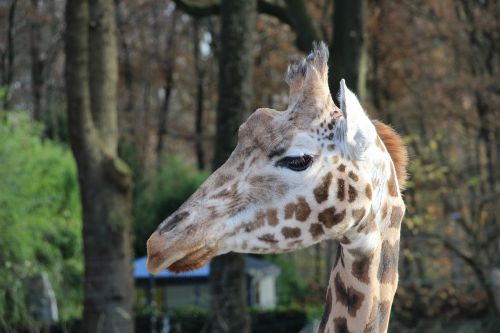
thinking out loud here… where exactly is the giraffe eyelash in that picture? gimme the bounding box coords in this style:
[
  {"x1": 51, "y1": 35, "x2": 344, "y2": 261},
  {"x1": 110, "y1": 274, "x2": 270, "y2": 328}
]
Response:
[{"x1": 275, "y1": 155, "x2": 314, "y2": 171}]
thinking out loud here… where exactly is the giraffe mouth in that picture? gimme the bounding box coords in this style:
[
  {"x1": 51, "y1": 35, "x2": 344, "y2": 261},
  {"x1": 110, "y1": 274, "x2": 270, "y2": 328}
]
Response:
[
  {"x1": 167, "y1": 244, "x2": 218, "y2": 273},
  {"x1": 146, "y1": 231, "x2": 219, "y2": 274}
]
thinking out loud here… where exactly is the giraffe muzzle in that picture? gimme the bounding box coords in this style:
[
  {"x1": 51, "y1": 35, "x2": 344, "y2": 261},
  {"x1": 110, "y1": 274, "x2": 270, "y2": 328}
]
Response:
[{"x1": 146, "y1": 230, "x2": 219, "y2": 274}]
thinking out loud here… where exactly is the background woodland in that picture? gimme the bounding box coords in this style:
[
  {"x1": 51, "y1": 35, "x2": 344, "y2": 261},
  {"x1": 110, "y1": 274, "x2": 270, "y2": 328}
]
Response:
[{"x1": 0, "y1": 0, "x2": 499, "y2": 332}]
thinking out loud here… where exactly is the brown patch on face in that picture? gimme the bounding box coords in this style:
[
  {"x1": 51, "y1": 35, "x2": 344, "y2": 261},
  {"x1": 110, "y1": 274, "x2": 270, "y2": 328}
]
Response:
[
  {"x1": 378, "y1": 240, "x2": 400, "y2": 284},
  {"x1": 258, "y1": 233, "x2": 278, "y2": 244},
  {"x1": 334, "y1": 272, "x2": 365, "y2": 317},
  {"x1": 211, "y1": 183, "x2": 238, "y2": 199},
  {"x1": 296, "y1": 198, "x2": 311, "y2": 221},
  {"x1": 390, "y1": 206, "x2": 404, "y2": 229},
  {"x1": 317, "y1": 288, "x2": 332, "y2": 333},
  {"x1": 158, "y1": 211, "x2": 190, "y2": 234},
  {"x1": 284, "y1": 197, "x2": 311, "y2": 221},
  {"x1": 373, "y1": 120, "x2": 408, "y2": 189},
  {"x1": 318, "y1": 207, "x2": 346, "y2": 228},
  {"x1": 347, "y1": 185, "x2": 357, "y2": 203},
  {"x1": 248, "y1": 175, "x2": 288, "y2": 197},
  {"x1": 236, "y1": 162, "x2": 245, "y2": 172},
  {"x1": 365, "y1": 184, "x2": 372, "y2": 200},
  {"x1": 348, "y1": 171, "x2": 359, "y2": 182},
  {"x1": 327, "y1": 144, "x2": 335, "y2": 151},
  {"x1": 287, "y1": 239, "x2": 303, "y2": 247},
  {"x1": 337, "y1": 179, "x2": 346, "y2": 201},
  {"x1": 314, "y1": 172, "x2": 333, "y2": 204},
  {"x1": 236, "y1": 211, "x2": 266, "y2": 234},
  {"x1": 333, "y1": 155, "x2": 340, "y2": 164},
  {"x1": 266, "y1": 208, "x2": 279, "y2": 226},
  {"x1": 213, "y1": 173, "x2": 234, "y2": 188},
  {"x1": 333, "y1": 317, "x2": 350, "y2": 333},
  {"x1": 281, "y1": 227, "x2": 301, "y2": 239},
  {"x1": 284, "y1": 203, "x2": 295, "y2": 219},
  {"x1": 337, "y1": 164, "x2": 346, "y2": 172},
  {"x1": 350, "y1": 249, "x2": 373, "y2": 284},
  {"x1": 387, "y1": 167, "x2": 399, "y2": 197},
  {"x1": 250, "y1": 154, "x2": 260, "y2": 165},
  {"x1": 309, "y1": 223, "x2": 325, "y2": 238}
]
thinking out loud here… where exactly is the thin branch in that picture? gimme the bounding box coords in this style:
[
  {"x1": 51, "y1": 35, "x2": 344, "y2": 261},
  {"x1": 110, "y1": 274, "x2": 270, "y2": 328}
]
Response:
[{"x1": 173, "y1": 0, "x2": 291, "y2": 24}]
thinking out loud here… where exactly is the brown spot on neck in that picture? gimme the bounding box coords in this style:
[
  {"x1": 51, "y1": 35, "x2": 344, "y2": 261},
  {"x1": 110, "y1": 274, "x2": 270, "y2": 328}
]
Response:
[
  {"x1": 387, "y1": 167, "x2": 398, "y2": 197},
  {"x1": 333, "y1": 317, "x2": 350, "y2": 333},
  {"x1": 349, "y1": 249, "x2": 374, "y2": 284},
  {"x1": 318, "y1": 288, "x2": 332, "y2": 333},
  {"x1": 365, "y1": 300, "x2": 391, "y2": 333},
  {"x1": 389, "y1": 206, "x2": 404, "y2": 229},
  {"x1": 333, "y1": 272, "x2": 365, "y2": 317},
  {"x1": 378, "y1": 240, "x2": 400, "y2": 284}
]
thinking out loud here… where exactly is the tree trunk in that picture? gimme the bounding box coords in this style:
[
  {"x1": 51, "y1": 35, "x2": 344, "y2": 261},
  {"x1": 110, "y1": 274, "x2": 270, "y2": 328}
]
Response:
[
  {"x1": 30, "y1": 0, "x2": 44, "y2": 123},
  {"x1": 156, "y1": 12, "x2": 178, "y2": 160},
  {"x1": 329, "y1": 0, "x2": 367, "y2": 99},
  {"x1": 1, "y1": 0, "x2": 17, "y2": 111},
  {"x1": 193, "y1": 19, "x2": 205, "y2": 171},
  {"x1": 284, "y1": 0, "x2": 322, "y2": 52},
  {"x1": 210, "y1": 1, "x2": 256, "y2": 332},
  {"x1": 65, "y1": 1, "x2": 134, "y2": 332}
]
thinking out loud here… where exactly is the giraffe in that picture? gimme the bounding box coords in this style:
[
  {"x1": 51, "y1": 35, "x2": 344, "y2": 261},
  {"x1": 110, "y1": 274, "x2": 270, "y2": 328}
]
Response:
[{"x1": 146, "y1": 42, "x2": 408, "y2": 333}]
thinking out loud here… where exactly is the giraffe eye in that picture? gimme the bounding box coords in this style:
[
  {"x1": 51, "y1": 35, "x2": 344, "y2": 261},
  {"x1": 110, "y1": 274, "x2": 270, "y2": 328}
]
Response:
[{"x1": 275, "y1": 155, "x2": 313, "y2": 171}]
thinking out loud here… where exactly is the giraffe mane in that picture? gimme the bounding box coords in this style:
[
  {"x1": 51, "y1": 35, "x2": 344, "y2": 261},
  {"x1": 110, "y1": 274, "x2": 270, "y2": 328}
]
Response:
[{"x1": 373, "y1": 120, "x2": 408, "y2": 189}]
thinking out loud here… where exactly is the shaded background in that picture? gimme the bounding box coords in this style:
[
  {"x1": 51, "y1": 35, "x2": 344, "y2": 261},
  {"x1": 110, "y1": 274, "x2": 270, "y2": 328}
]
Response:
[{"x1": 0, "y1": 0, "x2": 499, "y2": 332}]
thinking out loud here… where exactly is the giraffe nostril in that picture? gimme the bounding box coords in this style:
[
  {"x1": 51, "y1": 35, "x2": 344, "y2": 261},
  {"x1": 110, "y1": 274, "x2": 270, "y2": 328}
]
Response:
[{"x1": 158, "y1": 211, "x2": 190, "y2": 234}]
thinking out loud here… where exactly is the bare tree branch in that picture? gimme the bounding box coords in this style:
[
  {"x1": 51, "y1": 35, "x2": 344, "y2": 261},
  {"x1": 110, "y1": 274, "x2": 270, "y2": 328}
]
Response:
[{"x1": 172, "y1": 0, "x2": 322, "y2": 52}]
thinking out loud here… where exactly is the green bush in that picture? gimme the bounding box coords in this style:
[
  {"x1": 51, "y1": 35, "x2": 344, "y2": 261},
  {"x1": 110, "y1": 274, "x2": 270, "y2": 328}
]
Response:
[
  {"x1": 0, "y1": 113, "x2": 83, "y2": 327},
  {"x1": 133, "y1": 157, "x2": 208, "y2": 257},
  {"x1": 264, "y1": 254, "x2": 308, "y2": 306},
  {"x1": 136, "y1": 307, "x2": 308, "y2": 333}
]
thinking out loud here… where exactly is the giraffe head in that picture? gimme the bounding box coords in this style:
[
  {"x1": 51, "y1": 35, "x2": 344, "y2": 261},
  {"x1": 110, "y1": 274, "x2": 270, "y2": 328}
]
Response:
[{"x1": 147, "y1": 42, "x2": 405, "y2": 274}]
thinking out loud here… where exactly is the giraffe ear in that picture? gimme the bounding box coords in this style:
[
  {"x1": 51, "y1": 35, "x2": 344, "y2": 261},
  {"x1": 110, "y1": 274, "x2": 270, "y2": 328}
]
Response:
[{"x1": 338, "y1": 79, "x2": 376, "y2": 159}]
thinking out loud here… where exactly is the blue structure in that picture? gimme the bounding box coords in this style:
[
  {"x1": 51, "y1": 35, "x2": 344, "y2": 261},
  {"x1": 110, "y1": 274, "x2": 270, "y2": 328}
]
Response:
[
  {"x1": 133, "y1": 255, "x2": 280, "y2": 309},
  {"x1": 134, "y1": 256, "x2": 210, "y2": 285}
]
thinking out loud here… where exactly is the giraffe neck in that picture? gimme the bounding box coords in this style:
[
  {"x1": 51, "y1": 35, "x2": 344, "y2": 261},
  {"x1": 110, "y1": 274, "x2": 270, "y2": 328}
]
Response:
[{"x1": 318, "y1": 159, "x2": 405, "y2": 333}]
